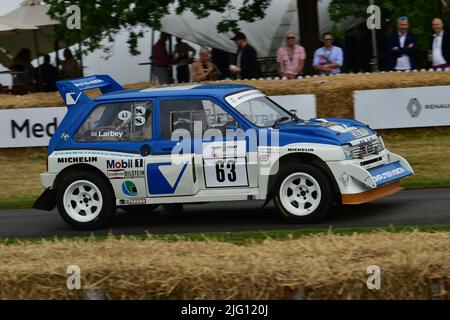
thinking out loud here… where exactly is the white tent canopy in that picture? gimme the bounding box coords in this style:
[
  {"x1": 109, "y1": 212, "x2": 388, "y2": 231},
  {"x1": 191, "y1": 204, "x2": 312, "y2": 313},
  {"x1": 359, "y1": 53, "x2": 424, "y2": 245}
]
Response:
[
  {"x1": 0, "y1": 17, "x2": 36, "y2": 34},
  {"x1": 160, "y1": 0, "x2": 356, "y2": 57},
  {"x1": 2, "y1": 0, "x2": 59, "y2": 27},
  {"x1": 0, "y1": 0, "x2": 60, "y2": 66}
]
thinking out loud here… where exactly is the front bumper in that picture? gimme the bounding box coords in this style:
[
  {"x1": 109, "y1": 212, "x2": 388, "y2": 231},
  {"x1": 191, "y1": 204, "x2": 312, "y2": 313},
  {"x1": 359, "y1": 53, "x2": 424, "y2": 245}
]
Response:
[{"x1": 327, "y1": 151, "x2": 413, "y2": 205}]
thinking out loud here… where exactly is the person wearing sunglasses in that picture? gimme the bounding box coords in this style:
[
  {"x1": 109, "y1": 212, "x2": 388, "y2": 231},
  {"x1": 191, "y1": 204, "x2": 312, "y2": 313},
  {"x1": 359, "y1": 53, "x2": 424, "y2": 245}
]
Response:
[
  {"x1": 313, "y1": 32, "x2": 344, "y2": 75},
  {"x1": 276, "y1": 31, "x2": 306, "y2": 79},
  {"x1": 387, "y1": 16, "x2": 417, "y2": 71}
]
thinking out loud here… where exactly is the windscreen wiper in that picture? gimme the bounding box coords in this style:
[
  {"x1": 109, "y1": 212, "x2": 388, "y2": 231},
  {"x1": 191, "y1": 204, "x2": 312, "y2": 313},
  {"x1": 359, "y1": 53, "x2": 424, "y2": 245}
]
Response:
[{"x1": 272, "y1": 116, "x2": 290, "y2": 128}]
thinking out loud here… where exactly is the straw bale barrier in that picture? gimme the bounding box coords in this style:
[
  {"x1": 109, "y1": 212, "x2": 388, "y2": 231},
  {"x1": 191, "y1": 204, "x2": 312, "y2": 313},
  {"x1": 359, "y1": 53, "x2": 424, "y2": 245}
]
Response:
[
  {"x1": 1, "y1": 72, "x2": 450, "y2": 119},
  {"x1": 1, "y1": 231, "x2": 449, "y2": 300}
]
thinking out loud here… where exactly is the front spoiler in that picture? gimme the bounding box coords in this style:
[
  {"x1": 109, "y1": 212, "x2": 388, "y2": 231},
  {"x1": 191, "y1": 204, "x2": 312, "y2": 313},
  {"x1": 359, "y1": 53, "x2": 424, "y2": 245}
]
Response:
[
  {"x1": 342, "y1": 181, "x2": 403, "y2": 205},
  {"x1": 32, "y1": 188, "x2": 57, "y2": 211}
]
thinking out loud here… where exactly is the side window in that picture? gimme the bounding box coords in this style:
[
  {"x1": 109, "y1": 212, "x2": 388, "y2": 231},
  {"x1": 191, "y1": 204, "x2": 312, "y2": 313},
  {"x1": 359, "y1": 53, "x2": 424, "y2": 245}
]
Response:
[
  {"x1": 159, "y1": 99, "x2": 236, "y2": 140},
  {"x1": 75, "y1": 101, "x2": 152, "y2": 142}
]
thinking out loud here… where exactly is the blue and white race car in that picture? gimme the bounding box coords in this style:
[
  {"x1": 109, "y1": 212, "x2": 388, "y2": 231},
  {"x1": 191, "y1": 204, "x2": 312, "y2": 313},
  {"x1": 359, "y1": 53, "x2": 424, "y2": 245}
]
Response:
[{"x1": 33, "y1": 75, "x2": 413, "y2": 230}]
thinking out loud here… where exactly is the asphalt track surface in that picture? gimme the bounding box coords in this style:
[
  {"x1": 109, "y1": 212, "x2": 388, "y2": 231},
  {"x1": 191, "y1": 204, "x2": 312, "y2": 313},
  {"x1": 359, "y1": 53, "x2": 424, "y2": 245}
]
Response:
[{"x1": 0, "y1": 188, "x2": 449, "y2": 239}]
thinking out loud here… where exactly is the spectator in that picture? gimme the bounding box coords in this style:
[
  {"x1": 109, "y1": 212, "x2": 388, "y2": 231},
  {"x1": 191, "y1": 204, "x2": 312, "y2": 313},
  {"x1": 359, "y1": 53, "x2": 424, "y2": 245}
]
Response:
[
  {"x1": 61, "y1": 48, "x2": 81, "y2": 79},
  {"x1": 192, "y1": 47, "x2": 219, "y2": 82},
  {"x1": 387, "y1": 17, "x2": 417, "y2": 71},
  {"x1": 152, "y1": 32, "x2": 174, "y2": 84},
  {"x1": 211, "y1": 48, "x2": 230, "y2": 79},
  {"x1": 429, "y1": 18, "x2": 450, "y2": 69},
  {"x1": 229, "y1": 32, "x2": 260, "y2": 79},
  {"x1": 39, "y1": 54, "x2": 58, "y2": 92},
  {"x1": 174, "y1": 37, "x2": 196, "y2": 83},
  {"x1": 276, "y1": 31, "x2": 306, "y2": 79},
  {"x1": 313, "y1": 32, "x2": 344, "y2": 75},
  {"x1": 10, "y1": 48, "x2": 35, "y2": 93}
]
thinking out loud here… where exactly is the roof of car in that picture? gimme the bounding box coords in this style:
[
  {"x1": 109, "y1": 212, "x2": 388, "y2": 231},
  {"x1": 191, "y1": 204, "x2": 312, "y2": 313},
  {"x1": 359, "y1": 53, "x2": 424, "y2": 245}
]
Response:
[{"x1": 95, "y1": 83, "x2": 256, "y2": 101}]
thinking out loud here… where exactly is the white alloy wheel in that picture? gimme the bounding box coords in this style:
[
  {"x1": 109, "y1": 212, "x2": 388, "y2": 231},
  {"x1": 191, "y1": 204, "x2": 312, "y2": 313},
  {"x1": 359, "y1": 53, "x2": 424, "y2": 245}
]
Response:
[
  {"x1": 63, "y1": 180, "x2": 103, "y2": 223},
  {"x1": 279, "y1": 172, "x2": 322, "y2": 216}
]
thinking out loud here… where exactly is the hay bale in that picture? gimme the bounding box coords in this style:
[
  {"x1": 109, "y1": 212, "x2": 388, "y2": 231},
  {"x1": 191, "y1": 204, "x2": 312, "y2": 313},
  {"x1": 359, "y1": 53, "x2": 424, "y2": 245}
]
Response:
[
  {"x1": 0, "y1": 232, "x2": 449, "y2": 299},
  {"x1": 1, "y1": 72, "x2": 450, "y2": 117}
]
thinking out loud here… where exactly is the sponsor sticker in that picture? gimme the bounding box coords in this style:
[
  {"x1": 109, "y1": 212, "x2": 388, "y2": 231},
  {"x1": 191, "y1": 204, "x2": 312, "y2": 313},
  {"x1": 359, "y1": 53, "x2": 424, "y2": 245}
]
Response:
[
  {"x1": 372, "y1": 167, "x2": 407, "y2": 183},
  {"x1": 288, "y1": 148, "x2": 314, "y2": 152},
  {"x1": 118, "y1": 110, "x2": 132, "y2": 121},
  {"x1": 350, "y1": 128, "x2": 370, "y2": 139},
  {"x1": 135, "y1": 105, "x2": 146, "y2": 116},
  {"x1": 106, "y1": 159, "x2": 144, "y2": 170},
  {"x1": 129, "y1": 198, "x2": 147, "y2": 205},
  {"x1": 122, "y1": 181, "x2": 138, "y2": 197},
  {"x1": 57, "y1": 157, "x2": 97, "y2": 164},
  {"x1": 107, "y1": 169, "x2": 145, "y2": 179},
  {"x1": 94, "y1": 131, "x2": 124, "y2": 138},
  {"x1": 134, "y1": 116, "x2": 145, "y2": 126},
  {"x1": 118, "y1": 198, "x2": 147, "y2": 205}
]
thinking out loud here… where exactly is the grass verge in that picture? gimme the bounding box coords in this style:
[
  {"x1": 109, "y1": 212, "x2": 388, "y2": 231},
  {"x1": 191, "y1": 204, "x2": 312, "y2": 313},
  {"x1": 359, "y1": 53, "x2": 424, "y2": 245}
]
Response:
[{"x1": 3, "y1": 224, "x2": 450, "y2": 246}]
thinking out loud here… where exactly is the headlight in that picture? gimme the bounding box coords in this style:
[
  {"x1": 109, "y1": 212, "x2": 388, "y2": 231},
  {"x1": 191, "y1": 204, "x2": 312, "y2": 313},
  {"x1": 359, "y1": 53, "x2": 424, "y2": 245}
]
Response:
[
  {"x1": 377, "y1": 136, "x2": 385, "y2": 152},
  {"x1": 342, "y1": 144, "x2": 354, "y2": 160}
]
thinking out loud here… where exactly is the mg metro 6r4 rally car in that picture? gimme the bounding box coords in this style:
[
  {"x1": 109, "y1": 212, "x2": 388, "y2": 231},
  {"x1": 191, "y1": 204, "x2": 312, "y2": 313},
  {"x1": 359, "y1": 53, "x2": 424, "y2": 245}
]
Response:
[{"x1": 33, "y1": 75, "x2": 413, "y2": 230}]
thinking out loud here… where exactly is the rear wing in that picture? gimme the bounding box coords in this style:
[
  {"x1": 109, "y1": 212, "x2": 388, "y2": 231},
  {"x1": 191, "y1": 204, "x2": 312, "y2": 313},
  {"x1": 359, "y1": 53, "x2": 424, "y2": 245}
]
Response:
[{"x1": 56, "y1": 75, "x2": 124, "y2": 107}]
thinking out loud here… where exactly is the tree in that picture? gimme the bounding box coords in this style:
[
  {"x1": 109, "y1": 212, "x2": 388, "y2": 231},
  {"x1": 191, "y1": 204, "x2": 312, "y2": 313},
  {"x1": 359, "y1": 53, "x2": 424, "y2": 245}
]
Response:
[
  {"x1": 328, "y1": 0, "x2": 449, "y2": 50},
  {"x1": 44, "y1": 0, "x2": 270, "y2": 55},
  {"x1": 297, "y1": 0, "x2": 319, "y2": 74}
]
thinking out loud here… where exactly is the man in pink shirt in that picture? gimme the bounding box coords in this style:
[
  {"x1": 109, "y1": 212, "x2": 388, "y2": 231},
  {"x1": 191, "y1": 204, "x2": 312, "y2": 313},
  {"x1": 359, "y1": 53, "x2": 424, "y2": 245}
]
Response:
[{"x1": 276, "y1": 31, "x2": 306, "y2": 79}]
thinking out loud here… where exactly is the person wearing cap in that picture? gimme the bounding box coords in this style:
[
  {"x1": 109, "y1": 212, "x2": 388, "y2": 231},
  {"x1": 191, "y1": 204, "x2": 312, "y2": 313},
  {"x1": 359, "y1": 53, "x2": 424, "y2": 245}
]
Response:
[
  {"x1": 276, "y1": 31, "x2": 306, "y2": 79},
  {"x1": 429, "y1": 18, "x2": 450, "y2": 70},
  {"x1": 313, "y1": 32, "x2": 344, "y2": 75},
  {"x1": 229, "y1": 32, "x2": 261, "y2": 80},
  {"x1": 387, "y1": 17, "x2": 417, "y2": 71}
]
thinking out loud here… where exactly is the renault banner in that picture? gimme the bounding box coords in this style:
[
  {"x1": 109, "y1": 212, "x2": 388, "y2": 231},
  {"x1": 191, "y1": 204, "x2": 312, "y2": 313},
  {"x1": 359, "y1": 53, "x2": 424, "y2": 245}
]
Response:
[{"x1": 354, "y1": 86, "x2": 450, "y2": 129}]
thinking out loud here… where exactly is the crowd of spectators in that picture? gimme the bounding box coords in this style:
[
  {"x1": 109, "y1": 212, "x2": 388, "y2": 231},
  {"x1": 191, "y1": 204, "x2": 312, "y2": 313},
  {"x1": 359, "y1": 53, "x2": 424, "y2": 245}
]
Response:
[
  {"x1": 151, "y1": 16, "x2": 450, "y2": 84},
  {"x1": 5, "y1": 15, "x2": 450, "y2": 92},
  {"x1": 7, "y1": 47, "x2": 81, "y2": 94}
]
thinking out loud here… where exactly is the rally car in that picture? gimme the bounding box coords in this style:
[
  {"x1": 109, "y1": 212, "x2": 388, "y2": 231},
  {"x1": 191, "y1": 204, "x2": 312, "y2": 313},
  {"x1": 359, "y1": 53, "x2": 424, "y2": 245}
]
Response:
[{"x1": 33, "y1": 75, "x2": 413, "y2": 230}]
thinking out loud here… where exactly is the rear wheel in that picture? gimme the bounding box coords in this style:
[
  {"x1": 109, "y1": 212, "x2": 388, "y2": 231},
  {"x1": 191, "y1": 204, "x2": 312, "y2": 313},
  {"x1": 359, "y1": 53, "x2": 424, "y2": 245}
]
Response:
[
  {"x1": 56, "y1": 171, "x2": 115, "y2": 230},
  {"x1": 273, "y1": 164, "x2": 333, "y2": 223}
]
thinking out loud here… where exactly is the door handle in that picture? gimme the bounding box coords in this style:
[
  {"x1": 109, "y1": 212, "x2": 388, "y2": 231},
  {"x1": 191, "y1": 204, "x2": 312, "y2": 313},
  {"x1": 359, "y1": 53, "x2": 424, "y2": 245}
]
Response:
[{"x1": 140, "y1": 144, "x2": 151, "y2": 156}]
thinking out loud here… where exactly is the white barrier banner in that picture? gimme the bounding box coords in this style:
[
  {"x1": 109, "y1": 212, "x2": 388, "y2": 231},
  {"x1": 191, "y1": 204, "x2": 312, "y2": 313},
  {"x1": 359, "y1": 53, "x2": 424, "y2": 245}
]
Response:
[
  {"x1": 0, "y1": 94, "x2": 317, "y2": 148},
  {"x1": 355, "y1": 86, "x2": 450, "y2": 129},
  {"x1": 0, "y1": 107, "x2": 67, "y2": 148}
]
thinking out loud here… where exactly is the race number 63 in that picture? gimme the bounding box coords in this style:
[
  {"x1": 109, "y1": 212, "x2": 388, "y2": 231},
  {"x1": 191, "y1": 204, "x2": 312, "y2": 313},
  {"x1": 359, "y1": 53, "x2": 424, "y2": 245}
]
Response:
[{"x1": 204, "y1": 157, "x2": 248, "y2": 187}]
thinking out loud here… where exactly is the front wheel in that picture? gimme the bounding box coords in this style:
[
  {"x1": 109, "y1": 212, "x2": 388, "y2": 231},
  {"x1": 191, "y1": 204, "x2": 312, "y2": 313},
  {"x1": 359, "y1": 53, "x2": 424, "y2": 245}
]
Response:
[
  {"x1": 273, "y1": 164, "x2": 333, "y2": 223},
  {"x1": 56, "y1": 171, "x2": 115, "y2": 230}
]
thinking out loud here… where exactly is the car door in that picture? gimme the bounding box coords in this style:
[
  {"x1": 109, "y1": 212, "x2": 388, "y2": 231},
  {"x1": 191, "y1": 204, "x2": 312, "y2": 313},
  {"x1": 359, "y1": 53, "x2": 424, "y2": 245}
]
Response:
[
  {"x1": 199, "y1": 98, "x2": 257, "y2": 190},
  {"x1": 70, "y1": 99, "x2": 155, "y2": 201},
  {"x1": 145, "y1": 97, "x2": 198, "y2": 197},
  {"x1": 146, "y1": 96, "x2": 257, "y2": 198}
]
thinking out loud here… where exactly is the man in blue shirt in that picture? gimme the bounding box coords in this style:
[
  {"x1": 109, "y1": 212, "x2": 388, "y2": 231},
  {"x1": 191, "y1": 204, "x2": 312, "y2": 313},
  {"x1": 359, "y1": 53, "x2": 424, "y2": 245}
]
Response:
[{"x1": 313, "y1": 32, "x2": 344, "y2": 75}]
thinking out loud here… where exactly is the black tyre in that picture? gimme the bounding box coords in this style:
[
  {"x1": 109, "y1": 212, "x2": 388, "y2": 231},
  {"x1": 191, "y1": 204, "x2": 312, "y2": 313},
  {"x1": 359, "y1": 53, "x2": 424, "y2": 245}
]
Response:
[
  {"x1": 56, "y1": 170, "x2": 115, "y2": 230},
  {"x1": 273, "y1": 164, "x2": 333, "y2": 223}
]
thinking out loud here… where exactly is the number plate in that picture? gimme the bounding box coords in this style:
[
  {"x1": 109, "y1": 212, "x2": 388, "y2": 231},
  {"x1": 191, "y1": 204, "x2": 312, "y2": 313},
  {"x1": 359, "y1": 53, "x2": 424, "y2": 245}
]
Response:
[{"x1": 203, "y1": 157, "x2": 248, "y2": 188}]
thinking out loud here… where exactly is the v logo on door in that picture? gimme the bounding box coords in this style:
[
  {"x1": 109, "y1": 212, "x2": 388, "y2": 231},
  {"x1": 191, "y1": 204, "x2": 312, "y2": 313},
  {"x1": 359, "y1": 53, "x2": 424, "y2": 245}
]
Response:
[{"x1": 147, "y1": 162, "x2": 189, "y2": 195}]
